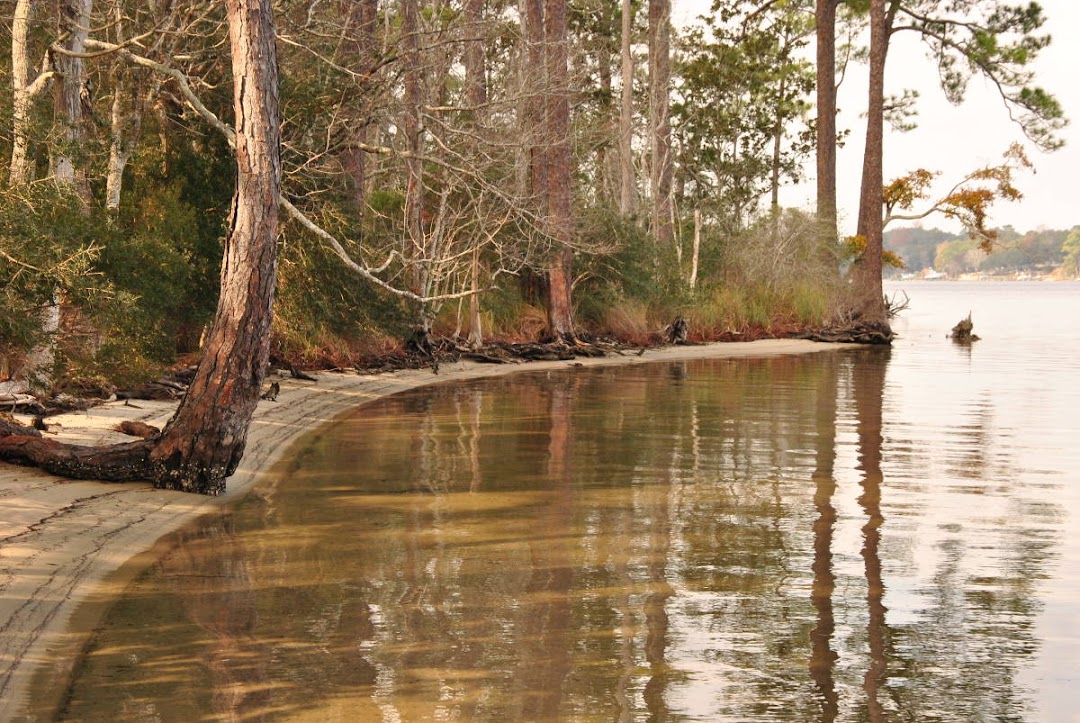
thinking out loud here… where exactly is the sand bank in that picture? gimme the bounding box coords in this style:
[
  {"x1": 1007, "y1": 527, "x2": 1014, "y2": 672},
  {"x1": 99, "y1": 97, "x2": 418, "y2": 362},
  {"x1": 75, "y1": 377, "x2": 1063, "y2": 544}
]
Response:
[{"x1": 0, "y1": 339, "x2": 850, "y2": 719}]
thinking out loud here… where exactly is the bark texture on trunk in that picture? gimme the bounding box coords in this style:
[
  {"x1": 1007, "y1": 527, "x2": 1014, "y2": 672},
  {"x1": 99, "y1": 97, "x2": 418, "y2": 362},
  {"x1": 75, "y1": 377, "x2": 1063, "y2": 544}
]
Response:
[
  {"x1": 464, "y1": 0, "x2": 487, "y2": 110},
  {"x1": 51, "y1": 0, "x2": 93, "y2": 205},
  {"x1": 10, "y1": 0, "x2": 38, "y2": 187},
  {"x1": 464, "y1": 0, "x2": 487, "y2": 349},
  {"x1": 815, "y1": 0, "x2": 838, "y2": 240},
  {"x1": 341, "y1": 0, "x2": 377, "y2": 215},
  {"x1": 149, "y1": 0, "x2": 281, "y2": 494},
  {"x1": 401, "y1": 0, "x2": 431, "y2": 335},
  {"x1": 849, "y1": 0, "x2": 890, "y2": 337},
  {"x1": 619, "y1": 0, "x2": 636, "y2": 215},
  {"x1": 1, "y1": 0, "x2": 282, "y2": 495},
  {"x1": 525, "y1": 0, "x2": 548, "y2": 210},
  {"x1": 648, "y1": 0, "x2": 673, "y2": 247},
  {"x1": 544, "y1": 0, "x2": 575, "y2": 342}
]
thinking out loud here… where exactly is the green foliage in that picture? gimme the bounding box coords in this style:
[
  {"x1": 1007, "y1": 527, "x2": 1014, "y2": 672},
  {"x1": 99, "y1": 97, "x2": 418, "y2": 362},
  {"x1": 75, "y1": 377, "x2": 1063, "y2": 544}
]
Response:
[
  {"x1": 274, "y1": 217, "x2": 412, "y2": 362},
  {"x1": 688, "y1": 282, "x2": 831, "y2": 337},
  {"x1": 94, "y1": 131, "x2": 235, "y2": 361},
  {"x1": 0, "y1": 185, "x2": 107, "y2": 353},
  {"x1": 933, "y1": 236, "x2": 981, "y2": 275},
  {"x1": 674, "y1": 2, "x2": 815, "y2": 230},
  {"x1": 926, "y1": 225, "x2": 1072, "y2": 276},
  {"x1": 1060, "y1": 228, "x2": 1080, "y2": 278},
  {"x1": 895, "y1": 0, "x2": 1066, "y2": 150},
  {"x1": 572, "y1": 208, "x2": 691, "y2": 331},
  {"x1": 569, "y1": 206, "x2": 839, "y2": 341}
]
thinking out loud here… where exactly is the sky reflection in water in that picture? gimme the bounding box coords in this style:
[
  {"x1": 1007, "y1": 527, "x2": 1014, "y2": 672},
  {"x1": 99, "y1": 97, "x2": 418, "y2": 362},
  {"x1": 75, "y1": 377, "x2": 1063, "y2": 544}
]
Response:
[{"x1": 58, "y1": 282, "x2": 1080, "y2": 721}]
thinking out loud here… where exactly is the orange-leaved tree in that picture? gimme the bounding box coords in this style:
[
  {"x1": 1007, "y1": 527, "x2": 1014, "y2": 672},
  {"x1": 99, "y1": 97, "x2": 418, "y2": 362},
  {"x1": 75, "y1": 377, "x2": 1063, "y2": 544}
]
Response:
[{"x1": 883, "y1": 143, "x2": 1032, "y2": 253}]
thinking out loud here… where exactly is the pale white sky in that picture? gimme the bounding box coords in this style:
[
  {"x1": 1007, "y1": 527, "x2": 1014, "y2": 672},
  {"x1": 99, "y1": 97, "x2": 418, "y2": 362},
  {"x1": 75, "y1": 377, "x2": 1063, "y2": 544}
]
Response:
[{"x1": 673, "y1": 0, "x2": 1080, "y2": 234}]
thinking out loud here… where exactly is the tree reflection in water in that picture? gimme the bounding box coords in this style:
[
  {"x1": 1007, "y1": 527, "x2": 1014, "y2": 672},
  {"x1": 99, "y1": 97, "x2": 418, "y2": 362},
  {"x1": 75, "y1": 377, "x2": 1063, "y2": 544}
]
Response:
[
  {"x1": 55, "y1": 352, "x2": 1063, "y2": 721},
  {"x1": 809, "y1": 351, "x2": 839, "y2": 721},
  {"x1": 853, "y1": 349, "x2": 891, "y2": 721}
]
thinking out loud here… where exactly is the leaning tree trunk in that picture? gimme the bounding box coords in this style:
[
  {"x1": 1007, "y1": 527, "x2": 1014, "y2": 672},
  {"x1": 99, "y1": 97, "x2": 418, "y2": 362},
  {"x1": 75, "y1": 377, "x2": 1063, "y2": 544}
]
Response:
[
  {"x1": 0, "y1": 0, "x2": 282, "y2": 495},
  {"x1": 148, "y1": 0, "x2": 281, "y2": 494}
]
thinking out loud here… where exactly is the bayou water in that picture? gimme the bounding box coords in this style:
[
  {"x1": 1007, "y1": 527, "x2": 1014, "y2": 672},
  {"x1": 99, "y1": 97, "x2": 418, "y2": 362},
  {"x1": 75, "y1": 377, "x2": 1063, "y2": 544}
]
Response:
[{"x1": 55, "y1": 281, "x2": 1080, "y2": 721}]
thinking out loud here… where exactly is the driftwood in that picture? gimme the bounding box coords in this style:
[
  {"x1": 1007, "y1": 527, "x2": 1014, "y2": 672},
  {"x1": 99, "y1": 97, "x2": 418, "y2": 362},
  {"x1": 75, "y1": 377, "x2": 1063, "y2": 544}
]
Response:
[
  {"x1": 115, "y1": 383, "x2": 180, "y2": 401},
  {"x1": 0, "y1": 393, "x2": 46, "y2": 415},
  {"x1": 269, "y1": 354, "x2": 316, "y2": 381},
  {"x1": 800, "y1": 322, "x2": 894, "y2": 345},
  {"x1": 461, "y1": 351, "x2": 514, "y2": 364},
  {"x1": 116, "y1": 420, "x2": 161, "y2": 439},
  {"x1": 115, "y1": 367, "x2": 196, "y2": 401},
  {"x1": 0, "y1": 413, "x2": 41, "y2": 438},
  {"x1": 516, "y1": 345, "x2": 576, "y2": 361},
  {"x1": 950, "y1": 313, "x2": 980, "y2": 343},
  {"x1": 355, "y1": 337, "x2": 611, "y2": 375}
]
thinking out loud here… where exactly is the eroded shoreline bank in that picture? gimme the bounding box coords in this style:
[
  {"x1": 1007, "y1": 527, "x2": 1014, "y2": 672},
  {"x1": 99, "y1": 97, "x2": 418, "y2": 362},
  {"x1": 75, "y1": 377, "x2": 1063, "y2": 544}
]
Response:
[{"x1": 0, "y1": 339, "x2": 851, "y2": 720}]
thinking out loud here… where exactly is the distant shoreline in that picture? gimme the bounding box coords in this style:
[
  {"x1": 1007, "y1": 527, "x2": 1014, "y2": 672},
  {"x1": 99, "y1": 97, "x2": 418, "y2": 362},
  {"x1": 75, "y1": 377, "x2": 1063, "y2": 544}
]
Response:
[{"x1": 887, "y1": 273, "x2": 1075, "y2": 282}]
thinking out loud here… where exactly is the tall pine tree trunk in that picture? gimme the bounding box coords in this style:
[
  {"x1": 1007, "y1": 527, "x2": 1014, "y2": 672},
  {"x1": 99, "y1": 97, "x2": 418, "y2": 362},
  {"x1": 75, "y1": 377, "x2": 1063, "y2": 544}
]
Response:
[
  {"x1": 464, "y1": 0, "x2": 487, "y2": 349},
  {"x1": 401, "y1": 0, "x2": 430, "y2": 339},
  {"x1": 9, "y1": 0, "x2": 41, "y2": 187},
  {"x1": 648, "y1": 0, "x2": 673, "y2": 247},
  {"x1": 341, "y1": 0, "x2": 378, "y2": 218},
  {"x1": 524, "y1": 0, "x2": 547, "y2": 209},
  {"x1": 815, "y1": 0, "x2": 838, "y2": 245},
  {"x1": 544, "y1": 0, "x2": 575, "y2": 342},
  {"x1": 849, "y1": 0, "x2": 891, "y2": 339},
  {"x1": 619, "y1": 0, "x2": 636, "y2": 216}
]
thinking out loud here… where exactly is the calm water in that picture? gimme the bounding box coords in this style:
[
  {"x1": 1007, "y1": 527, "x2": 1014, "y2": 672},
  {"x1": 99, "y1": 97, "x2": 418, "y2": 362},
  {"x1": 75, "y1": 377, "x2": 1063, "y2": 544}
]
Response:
[{"x1": 56, "y1": 281, "x2": 1080, "y2": 721}]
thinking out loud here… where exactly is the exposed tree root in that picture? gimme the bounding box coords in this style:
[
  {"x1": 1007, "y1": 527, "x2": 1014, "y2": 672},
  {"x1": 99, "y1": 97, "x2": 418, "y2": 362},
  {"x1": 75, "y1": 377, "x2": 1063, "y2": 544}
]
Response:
[
  {"x1": 799, "y1": 322, "x2": 894, "y2": 345},
  {"x1": 0, "y1": 435, "x2": 153, "y2": 482},
  {"x1": 1, "y1": 414, "x2": 41, "y2": 438}
]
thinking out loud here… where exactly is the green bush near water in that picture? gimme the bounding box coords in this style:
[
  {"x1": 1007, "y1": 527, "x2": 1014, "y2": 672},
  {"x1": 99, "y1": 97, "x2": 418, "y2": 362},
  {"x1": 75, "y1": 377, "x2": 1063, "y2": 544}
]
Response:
[{"x1": 2, "y1": 176, "x2": 839, "y2": 388}]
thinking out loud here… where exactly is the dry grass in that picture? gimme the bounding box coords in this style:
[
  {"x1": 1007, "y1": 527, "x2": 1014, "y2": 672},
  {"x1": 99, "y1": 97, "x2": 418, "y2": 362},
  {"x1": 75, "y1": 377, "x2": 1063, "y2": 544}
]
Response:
[{"x1": 602, "y1": 301, "x2": 655, "y2": 345}]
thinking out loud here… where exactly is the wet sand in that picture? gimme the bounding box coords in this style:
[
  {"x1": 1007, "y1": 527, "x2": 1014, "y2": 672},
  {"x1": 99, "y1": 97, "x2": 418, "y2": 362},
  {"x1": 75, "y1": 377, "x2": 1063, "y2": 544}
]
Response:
[{"x1": 0, "y1": 339, "x2": 849, "y2": 719}]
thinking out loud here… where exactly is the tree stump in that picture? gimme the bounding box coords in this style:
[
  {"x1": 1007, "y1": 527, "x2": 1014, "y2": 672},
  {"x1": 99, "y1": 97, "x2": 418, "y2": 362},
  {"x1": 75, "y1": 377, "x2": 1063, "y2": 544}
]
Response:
[
  {"x1": 667, "y1": 316, "x2": 689, "y2": 344},
  {"x1": 950, "y1": 313, "x2": 980, "y2": 343}
]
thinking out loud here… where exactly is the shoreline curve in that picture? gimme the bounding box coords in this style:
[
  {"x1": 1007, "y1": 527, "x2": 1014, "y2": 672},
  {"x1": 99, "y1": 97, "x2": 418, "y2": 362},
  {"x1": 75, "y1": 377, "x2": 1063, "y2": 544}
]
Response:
[{"x1": 0, "y1": 339, "x2": 852, "y2": 720}]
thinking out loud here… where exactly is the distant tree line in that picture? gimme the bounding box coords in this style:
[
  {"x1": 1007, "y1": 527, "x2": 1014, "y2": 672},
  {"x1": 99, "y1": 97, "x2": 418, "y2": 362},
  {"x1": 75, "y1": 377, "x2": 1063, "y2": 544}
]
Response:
[{"x1": 884, "y1": 225, "x2": 1079, "y2": 276}]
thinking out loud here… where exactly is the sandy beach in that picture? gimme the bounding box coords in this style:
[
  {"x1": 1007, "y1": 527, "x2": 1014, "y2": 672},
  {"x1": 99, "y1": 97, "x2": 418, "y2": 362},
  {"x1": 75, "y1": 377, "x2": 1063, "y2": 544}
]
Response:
[{"x1": 0, "y1": 339, "x2": 850, "y2": 720}]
